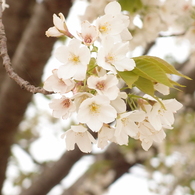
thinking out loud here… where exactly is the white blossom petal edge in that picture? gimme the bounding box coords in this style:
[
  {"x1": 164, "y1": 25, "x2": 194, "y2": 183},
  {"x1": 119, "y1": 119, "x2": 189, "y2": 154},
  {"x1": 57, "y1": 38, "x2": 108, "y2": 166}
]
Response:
[{"x1": 61, "y1": 125, "x2": 96, "y2": 153}]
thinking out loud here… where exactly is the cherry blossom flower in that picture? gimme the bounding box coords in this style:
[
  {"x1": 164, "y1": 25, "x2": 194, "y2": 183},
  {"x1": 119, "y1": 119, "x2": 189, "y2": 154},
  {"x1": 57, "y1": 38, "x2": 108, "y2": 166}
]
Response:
[
  {"x1": 77, "y1": 20, "x2": 99, "y2": 46},
  {"x1": 45, "y1": 13, "x2": 73, "y2": 38},
  {"x1": 135, "y1": 120, "x2": 166, "y2": 151},
  {"x1": 77, "y1": 95, "x2": 117, "y2": 132},
  {"x1": 95, "y1": 1, "x2": 132, "y2": 41},
  {"x1": 43, "y1": 69, "x2": 75, "y2": 94},
  {"x1": 87, "y1": 74, "x2": 119, "y2": 100},
  {"x1": 104, "y1": 1, "x2": 132, "y2": 41},
  {"x1": 97, "y1": 124, "x2": 115, "y2": 149},
  {"x1": 97, "y1": 36, "x2": 136, "y2": 73},
  {"x1": 55, "y1": 38, "x2": 91, "y2": 81},
  {"x1": 141, "y1": 95, "x2": 183, "y2": 131},
  {"x1": 96, "y1": 14, "x2": 125, "y2": 39},
  {"x1": 49, "y1": 96, "x2": 76, "y2": 119},
  {"x1": 115, "y1": 110, "x2": 146, "y2": 145},
  {"x1": 61, "y1": 124, "x2": 96, "y2": 153},
  {"x1": 72, "y1": 92, "x2": 93, "y2": 111}
]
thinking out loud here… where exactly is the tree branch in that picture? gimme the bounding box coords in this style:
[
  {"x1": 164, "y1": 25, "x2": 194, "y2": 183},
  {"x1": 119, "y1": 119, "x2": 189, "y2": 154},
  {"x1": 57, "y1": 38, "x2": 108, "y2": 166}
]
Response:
[
  {"x1": 159, "y1": 32, "x2": 185, "y2": 38},
  {"x1": 0, "y1": 4, "x2": 53, "y2": 95},
  {"x1": 62, "y1": 144, "x2": 157, "y2": 195},
  {"x1": 0, "y1": 0, "x2": 36, "y2": 92},
  {"x1": 19, "y1": 148, "x2": 85, "y2": 195}
]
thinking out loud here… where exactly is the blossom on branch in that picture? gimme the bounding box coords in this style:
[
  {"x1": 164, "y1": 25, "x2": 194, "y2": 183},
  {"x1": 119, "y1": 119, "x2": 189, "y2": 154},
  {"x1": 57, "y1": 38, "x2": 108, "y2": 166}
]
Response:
[
  {"x1": 49, "y1": 96, "x2": 76, "y2": 119},
  {"x1": 77, "y1": 95, "x2": 117, "y2": 132},
  {"x1": 97, "y1": 124, "x2": 116, "y2": 149},
  {"x1": 77, "y1": 20, "x2": 99, "y2": 46},
  {"x1": 140, "y1": 95, "x2": 183, "y2": 131},
  {"x1": 97, "y1": 36, "x2": 136, "y2": 73},
  {"x1": 87, "y1": 74, "x2": 119, "y2": 100},
  {"x1": 43, "y1": 69, "x2": 75, "y2": 94},
  {"x1": 135, "y1": 120, "x2": 166, "y2": 151},
  {"x1": 115, "y1": 110, "x2": 146, "y2": 145},
  {"x1": 42, "y1": 0, "x2": 186, "y2": 153},
  {"x1": 95, "y1": 1, "x2": 132, "y2": 41},
  {"x1": 61, "y1": 124, "x2": 96, "y2": 153},
  {"x1": 45, "y1": 13, "x2": 73, "y2": 38},
  {"x1": 55, "y1": 39, "x2": 91, "y2": 81}
]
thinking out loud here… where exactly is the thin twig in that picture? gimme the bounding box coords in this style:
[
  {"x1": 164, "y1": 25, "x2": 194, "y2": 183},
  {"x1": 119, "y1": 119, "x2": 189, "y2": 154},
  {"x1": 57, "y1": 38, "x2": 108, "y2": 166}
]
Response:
[
  {"x1": 142, "y1": 41, "x2": 155, "y2": 55},
  {"x1": 159, "y1": 32, "x2": 185, "y2": 38},
  {"x1": 142, "y1": 32, "x2": 185, "y2": 55},
  {"x1": 0, "y1": 1, "x2": 53, "y2": 95}
]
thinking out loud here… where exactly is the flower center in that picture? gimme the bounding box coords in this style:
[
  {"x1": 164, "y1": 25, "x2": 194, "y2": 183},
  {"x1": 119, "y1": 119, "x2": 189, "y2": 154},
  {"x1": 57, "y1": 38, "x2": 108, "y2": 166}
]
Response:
[
  {"x1": 69, "y1": 54, "x2": 80, "y2": 65},
  {"x1": 105, "y1": 54, "x2": 114, "y2": 63},
  {"x1": 89, "y1": 102, "x2": 100, "y2": 114},
  {"x1": 121, "y1": 118, "x2": 128, "y2": 126},
  {"x1": 96, "y1": 81, "x2": 105, "y2": 90},
  {"x1": 99, "y1": 22, "x2": 110, "y2": 34},
  {"x1": 62, "y1": 98, "x2": 71, "y2": 108},
  {"x1": 84, "y1": 35, "x2": 92, "y2": 44}
]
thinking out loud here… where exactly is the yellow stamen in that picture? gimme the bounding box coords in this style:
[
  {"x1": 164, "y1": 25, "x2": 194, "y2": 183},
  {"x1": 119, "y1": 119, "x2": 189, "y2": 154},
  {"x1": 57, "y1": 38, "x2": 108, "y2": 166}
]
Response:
[
  {"x1": 69, "y1": 54, "x2": 80, "y2": 65},
  {"x1": 89, "y1": 102, "x2": 100, "y2": 114},
  {"x1": 105, "y1": 54, "x2": 114, "y2": 63},
  {"x1": 99, "y1": 22, "x2": 110, "y2": 34}
]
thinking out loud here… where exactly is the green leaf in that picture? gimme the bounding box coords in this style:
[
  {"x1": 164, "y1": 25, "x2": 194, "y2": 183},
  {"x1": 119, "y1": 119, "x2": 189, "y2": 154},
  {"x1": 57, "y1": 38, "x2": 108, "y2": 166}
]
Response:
[
  {"x1": 134, "y1": 77, "x2": 155, "y2": 96},
  {"x1": 169, "y1": 79, "x2": 185, "y2": 91},
  {"x1": 118, "y1": 0, "x2": 143, "y2": 13},
  {"x1": 117, "y1": 71, "x2": 139, "y2": 88},
  {"x1": 133, "y1": 56, "x2": 173, "y2": 87},
  {"x1": 142, "y1": 56, "x2": 191, "y2": 80}
]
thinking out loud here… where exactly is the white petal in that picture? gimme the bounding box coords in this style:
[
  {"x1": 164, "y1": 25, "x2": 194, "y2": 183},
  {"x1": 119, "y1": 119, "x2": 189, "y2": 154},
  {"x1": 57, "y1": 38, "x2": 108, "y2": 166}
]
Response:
[
  {"x1": 71, "y1": 125, "x2": 88, "y2": 133},
  {"x1": 45, "y1": 27, "x2": 64, "y2": 37},
  {"x1": 58, "y1": 65, "x2": 74, "y2": 80},
  {"x1": 111, "y1": 97, "x2": 126, "y2": 113},
  {"x1": 54, "y1": 46, "x2": 69, "y2": 63},
  {"x1": 64, "y1": 130, "x2": 76, "y2": 151},
  {"x1": 53, "y1": 13, "x2": 65, "y2": 32},
  {"x1": 76, "y1": 132, "x2": 93, "y2": 153},
  {"x1": 141, "y1": 140, "x2": 153, "y2": 151},
  {"x1": 104, "y1": 1, "x2": 121, "y2": 15},
  {"x1": 87, "y1": 118, "x2": 103, "y2": 132}
]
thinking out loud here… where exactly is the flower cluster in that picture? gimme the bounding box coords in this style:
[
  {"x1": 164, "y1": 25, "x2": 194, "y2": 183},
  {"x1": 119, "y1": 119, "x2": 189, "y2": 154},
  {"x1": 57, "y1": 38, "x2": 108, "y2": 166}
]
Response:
[
  {"x1": 82, "y1": 0, "x2": 195, "y2": 50},
  {"x1": 44, "y1": 1, "x2": 183, "y2": 153}
]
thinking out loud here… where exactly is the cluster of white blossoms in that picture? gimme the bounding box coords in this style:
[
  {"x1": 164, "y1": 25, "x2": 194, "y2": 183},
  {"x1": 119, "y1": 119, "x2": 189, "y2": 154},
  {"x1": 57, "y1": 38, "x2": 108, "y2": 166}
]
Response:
[
  {"x1": 82, "y1": 0, "x2": 195, "y2": 50},
  {"x1": 44, "y1": 1, "x2": 183, "y2": 153}
]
